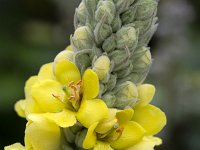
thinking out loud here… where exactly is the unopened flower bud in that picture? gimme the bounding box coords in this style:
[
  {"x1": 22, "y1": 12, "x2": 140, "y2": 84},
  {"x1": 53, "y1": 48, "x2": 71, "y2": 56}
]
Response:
[
  {"x1": 95, "y1": 1, "x2": 116, "y2": 25},
  {"x1": 94, "y1": 22, "x2": 112, "y2": 45},
  {"x1": 102, "y1": 92, "x2": 116, "y2": 108},
  {"x1": 109, "y1": 50, "x2": 130, "y2": 67},
  {"x1": 54, "y1": 50, "x2": 74, "y2": 64},
  {"x1": 112, "y1": 13, "x2": 122, "y2": 32},
  {"x1": 134, "y1": 49, "x2": 152, "y2": 69},
  {"x1": 75, "y1": 129, "x2": 87, "y2": 148},
  {"x1": 114, "y1": 81, "x2": 138, "y2": 109},
  {"x1": 135, "y1": 0, "x2": 158, "y2": 21},
  {"x1": 71, "y1": 26, "x2": 93, "y2": 51},
  {"x1": 106, "y1": 74, "x2": 117, "y2": 91},
  {"x1": 121, "y1": 5, "x2": 137, "y2": 24},
  {"x1": 64, "y1": 45, "x2": 73, "y2": 51},
  {"x1": 113, "y1": 0, "x2": 135, "y2": 14},
  {"x1": 134, "y1": 17, "x2": 154, "y2": 36},
  {"x1": 102, "y1": 34, "x2": 116, "y2": 53},
  {"x1": 93, "y1": 55, "x2": 111, "y2": 80},
  {"x1": 76, "y1": 2, "x2": 87, "y2": 25},
  {"x1": 116, "y1": 26, "x2": 137, "y2": 49}
]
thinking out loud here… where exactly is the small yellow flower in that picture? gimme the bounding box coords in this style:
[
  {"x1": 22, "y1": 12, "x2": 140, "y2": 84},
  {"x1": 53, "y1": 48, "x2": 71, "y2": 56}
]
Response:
[
  {"x1": 15, "y1": 58, "x2": 108, "y2": 129},
  {"x1": 81, "y1": 84, "x2": 166, "y2": 150}
]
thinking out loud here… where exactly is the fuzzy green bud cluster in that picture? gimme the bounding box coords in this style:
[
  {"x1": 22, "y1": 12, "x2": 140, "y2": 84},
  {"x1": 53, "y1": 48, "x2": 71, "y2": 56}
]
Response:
[{"x1": 70, "y1": 0, "x2": 158, "y2": 110}]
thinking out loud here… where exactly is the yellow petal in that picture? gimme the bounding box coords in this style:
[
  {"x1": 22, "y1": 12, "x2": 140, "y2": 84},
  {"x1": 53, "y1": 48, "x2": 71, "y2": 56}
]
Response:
[
  {"x1": 54, "y1": 59, "x2": 81, "y2": 85},
  {"x1": 4, "y1": 143, "x2": 25, "y2": 150},
  {"x1": 38, "y1": 63, "x2": 54, "y2": 80},
  {"x1": 111, "y1": 121, "x2": 145, "y2": 149},
  {"x1": 83, "y1": 122, "x2": 98, "y2": 149},
  {"x1": 95, "y1": 109, "x2": 118, "y2": 134},
  {"x1": 14, "y1": 100, "x2": 26, "y2": 118},
  {"x1": 116, "y1": 108, "x2": 134, "y2": 125},
  {"x1": 125, "y1": 136, "x2": 162, "y2": 150},
  {"x1": 25, "y1": 98, "x2": 43, "y2": 116},
  {"x1": 82, "y1": 69, "x2": 99, "y2": 99},
  {"x1": 136, "y1": 84, "x2": 155, "y2": 108},
  {"x1": 25, "y1": 76, "x2": 38, "y2": 98},
  {"x1": 94, "y1": 141, "x2": 113, "y2": 150},
  {"x1": 132, "y1": 104, "x2": 167, "y2": 135},
  {"x1": 25, "y1": 115, "x2": 61, "y2": 150},
  {"x1": 77, "y1": 99, "x2": 108, "y2": 128},
  {"x1": 31, "y1": 80, "x2": 65, "y2": 112},
  {"x1": 43, "y1": 109, "x2": 76, "y2": 128}
]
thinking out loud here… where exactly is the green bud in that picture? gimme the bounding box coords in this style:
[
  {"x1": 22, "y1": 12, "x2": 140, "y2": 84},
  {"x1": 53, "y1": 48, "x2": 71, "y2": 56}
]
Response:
[
  {"x1": 93, "y1": 55, "x2": 111, "y2": 80},
  {"x1": 63, "y1": 128, "x2": 76, "y2": 143},
  {"x1": 116, "y1": 63, "x2": 133, "y2": 78},
  {"x1": 133, "y1": 49, "x2": 152, "y2": 70},
  {"x1": 99, "y1": 83, "x2": 107, "y2": 97},
  {"x1": 63, "y1": 123, "x2": 83, "y2": 144},
  {"x1": 89, "y1": 46, "x2": 102, "y2": 59},
  {"x1": 94, "y1": 20, "x2": 112, "y2": 45},
  {"x1": 106, "y1": 74, "x2": 117, "y2": 91},
  {"x1": 131, "y1": 46, "x2": 149, "y2": 62},
  {"x1": 76, "y1": 2, "x2": 87, "y2": 25},
  {"x1": 135, "y1": 0, "x2": 158, "y2": 21},
  {"x1": 109, "y1": 49, "x2": 131, "y2": 72},
  {"x1": 95, "y1": 0, "x2": 116, "y2": 25},
  {"x1": 112, "y1": 13, "x2": 122, "y2": 32},
  {"x1": 75, "y1": 129, "x2": 87, "y2": 148},
  {"x1": 138, "y1": 23, "x2": 158, "y2": 46},
  {"x1": 84, "y1": 0, "x2": 98, "y2": 17},
  {"x1": 116, "y1": 26, "x2": 138, "y2": 50},
  {"x1": 114, "y1": 81, "x2": 138, "y2": 109},
  {"x1": 74, "y1": 51, "x2": 91, "y2": 74},
  {"x1": 102, "y1": 34, "x2": 116, "y2": 53},
  {"x1": 71, "y1": 26, "x2": 94, "y2": 51},
  {"x1": 113, "y1": 0, "x2": 135, "y2": 14},
  {"x1": 102, "y1": 92, "x2": 116, "y2": 108},
  {"x1": 134, "y1": 17, "x2": 155, "y2": 36},
  {"x1": 121, "y1": 5, "x2": 137, "y2": 24}
]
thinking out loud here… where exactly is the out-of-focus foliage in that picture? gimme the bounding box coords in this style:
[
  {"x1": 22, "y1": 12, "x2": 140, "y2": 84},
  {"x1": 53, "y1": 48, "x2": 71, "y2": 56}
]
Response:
[{"x1": 0, "y1": 0, "x2": 200, "y2": 150}]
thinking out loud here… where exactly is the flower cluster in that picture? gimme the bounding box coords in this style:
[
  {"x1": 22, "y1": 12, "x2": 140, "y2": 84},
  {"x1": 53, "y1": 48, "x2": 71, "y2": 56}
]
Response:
[
  {"x1": 5, "y1": 0, "x2": 167, "y2": 149},
  {"x1": 5, "y1": 47, "x2": 166, "y2": 150}
]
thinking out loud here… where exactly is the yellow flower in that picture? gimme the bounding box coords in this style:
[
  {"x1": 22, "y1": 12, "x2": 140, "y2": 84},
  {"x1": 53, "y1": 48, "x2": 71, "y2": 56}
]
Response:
[
  {"x1": 15, "y1": 58, "x2": 108, "y2": 129},
  {"x1": 82, "y1": 108, "x2": 145, "y2": 149},
  {"x1": 81, "y1": 84, "x2": 166, "y2": 150}
]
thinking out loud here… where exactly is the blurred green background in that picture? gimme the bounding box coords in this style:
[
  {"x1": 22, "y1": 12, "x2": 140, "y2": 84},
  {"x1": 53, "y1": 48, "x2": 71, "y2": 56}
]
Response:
[{"x1": 0, "y1": 0, "x2": 200, "y2": 149}]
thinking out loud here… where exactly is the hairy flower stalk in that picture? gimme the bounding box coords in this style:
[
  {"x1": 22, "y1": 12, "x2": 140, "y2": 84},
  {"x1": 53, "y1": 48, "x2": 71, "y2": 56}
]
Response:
[{"x1": 5, "y1": 0, "x2": 166, "y2": 150}]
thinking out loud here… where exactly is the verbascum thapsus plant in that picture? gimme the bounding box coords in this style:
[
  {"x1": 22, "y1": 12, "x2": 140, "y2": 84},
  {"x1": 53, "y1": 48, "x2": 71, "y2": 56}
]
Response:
[{"x1": 5, "y1": 0, "x2": 166, "y2": 150}]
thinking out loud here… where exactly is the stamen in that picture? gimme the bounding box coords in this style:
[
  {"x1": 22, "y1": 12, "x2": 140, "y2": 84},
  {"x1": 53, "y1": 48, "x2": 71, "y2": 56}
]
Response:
[
  {"x1": 52, "y1": 94, "x2": 60, "y2": 99},
  {"x1": 116, "y1": 127, "x2": 124, "y2": 134},
  {"x1": 68, "y1": 95, "x2": 75, "y2": 100},
  {"x1": 68, "y1": 81, "x2": 75, "y2": 87},
  {"x1": 71, "y1": 85, "x2": 77, "y2": 90},
  {"x1": 76, "y1": 80, "x2": 82, "y2": 85}
]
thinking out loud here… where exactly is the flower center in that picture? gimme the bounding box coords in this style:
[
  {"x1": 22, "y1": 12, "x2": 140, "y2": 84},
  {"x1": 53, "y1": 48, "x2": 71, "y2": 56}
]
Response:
[
  {"x1": 67, "y1": 80, "x2": 82, "y2": 111},
  {"x1": 98, "y1": 122, "x2": 124, "y2": 143}
]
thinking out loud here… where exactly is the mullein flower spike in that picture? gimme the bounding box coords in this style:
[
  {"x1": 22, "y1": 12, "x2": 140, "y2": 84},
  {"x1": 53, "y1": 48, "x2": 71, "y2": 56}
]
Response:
[{"x1": 5, "y1": 0, "x2": 166, "y2": 150}]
